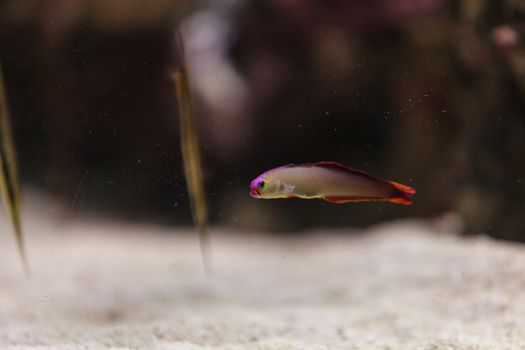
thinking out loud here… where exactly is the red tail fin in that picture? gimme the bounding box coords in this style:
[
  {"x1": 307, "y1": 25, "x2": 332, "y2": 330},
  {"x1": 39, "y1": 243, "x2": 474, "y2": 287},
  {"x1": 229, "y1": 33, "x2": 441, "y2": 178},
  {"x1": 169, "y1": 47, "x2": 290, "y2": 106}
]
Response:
[{"x1": 388, "y1": 181, "x2": 415, "y2": 205}]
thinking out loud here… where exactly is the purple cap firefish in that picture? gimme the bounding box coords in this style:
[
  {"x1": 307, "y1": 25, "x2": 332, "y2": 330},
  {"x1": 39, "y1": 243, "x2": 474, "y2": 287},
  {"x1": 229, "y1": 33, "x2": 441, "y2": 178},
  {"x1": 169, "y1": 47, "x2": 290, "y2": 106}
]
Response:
[{"x1": 250, "y1": 162, "x2": 415, "y2": 205}]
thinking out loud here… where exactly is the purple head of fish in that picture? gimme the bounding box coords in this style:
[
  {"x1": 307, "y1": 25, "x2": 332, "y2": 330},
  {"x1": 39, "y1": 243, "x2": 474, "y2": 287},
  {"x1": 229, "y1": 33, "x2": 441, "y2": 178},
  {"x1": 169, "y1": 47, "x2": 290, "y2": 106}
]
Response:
[{"x1": 249, "y1": 176, "x2": 264, "y2": 198}]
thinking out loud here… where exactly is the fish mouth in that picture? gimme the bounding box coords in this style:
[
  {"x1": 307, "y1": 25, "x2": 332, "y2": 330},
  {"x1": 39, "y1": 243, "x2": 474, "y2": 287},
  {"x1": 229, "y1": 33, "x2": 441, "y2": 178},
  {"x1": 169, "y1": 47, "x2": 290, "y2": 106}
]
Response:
[{"x1": 250, "y1": 188, "x2": 260, "y2": 198}]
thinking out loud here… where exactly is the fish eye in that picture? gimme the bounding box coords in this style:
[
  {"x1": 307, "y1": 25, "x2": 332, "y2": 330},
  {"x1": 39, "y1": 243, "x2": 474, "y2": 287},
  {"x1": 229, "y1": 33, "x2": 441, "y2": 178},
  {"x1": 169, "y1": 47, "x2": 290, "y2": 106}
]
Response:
[{"x1": 257, "y1": 181, "x2": 265, "y2": 190}]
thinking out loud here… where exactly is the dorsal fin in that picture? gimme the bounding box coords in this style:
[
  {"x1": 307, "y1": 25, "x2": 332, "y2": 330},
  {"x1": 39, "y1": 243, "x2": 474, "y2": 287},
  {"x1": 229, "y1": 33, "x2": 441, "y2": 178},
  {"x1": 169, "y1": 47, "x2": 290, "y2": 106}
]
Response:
[
  {"x1": 261, "y1": 163, "x2": 296, "y2": 178},
  {"x1": 268, "y1": 163, "x2": 295, "y2": 173},
  {"x1": 301, "y1": 161, "x2": 381, "y2": 181}
]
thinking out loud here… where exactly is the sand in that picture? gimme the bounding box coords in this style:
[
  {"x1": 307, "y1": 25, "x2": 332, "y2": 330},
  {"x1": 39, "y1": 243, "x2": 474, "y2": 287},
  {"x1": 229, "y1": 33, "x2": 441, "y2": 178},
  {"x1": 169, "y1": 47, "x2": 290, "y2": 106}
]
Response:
[{"x1": 1, "y1": 196, "x2": 525, "y2": 349}]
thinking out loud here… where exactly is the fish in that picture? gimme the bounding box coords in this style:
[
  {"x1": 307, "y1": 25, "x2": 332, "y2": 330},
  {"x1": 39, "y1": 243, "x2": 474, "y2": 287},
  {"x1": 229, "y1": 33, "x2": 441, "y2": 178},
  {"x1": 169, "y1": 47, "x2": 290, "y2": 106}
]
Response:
[{"x1": 249, "y1": 162, "x2": 415, "y2": 205}]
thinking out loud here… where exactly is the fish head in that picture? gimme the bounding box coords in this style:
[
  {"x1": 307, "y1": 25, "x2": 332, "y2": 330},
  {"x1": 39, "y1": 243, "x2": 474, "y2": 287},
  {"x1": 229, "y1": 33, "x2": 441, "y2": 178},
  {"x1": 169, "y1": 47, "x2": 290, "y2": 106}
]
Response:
[
  {"x1": 250, "y1": 173, "x2": 278, "y2": 198},
  {"x1": 249, "y1": 175, "x2": 265, "y2": 198}
]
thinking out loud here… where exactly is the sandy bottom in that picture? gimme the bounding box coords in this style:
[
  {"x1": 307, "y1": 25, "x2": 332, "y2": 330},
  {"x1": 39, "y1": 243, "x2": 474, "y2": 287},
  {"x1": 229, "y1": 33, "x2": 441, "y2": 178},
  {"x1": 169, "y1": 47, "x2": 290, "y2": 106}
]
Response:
[{"x1": 1, "y1": 196, "x2": 525, "y2": 349}]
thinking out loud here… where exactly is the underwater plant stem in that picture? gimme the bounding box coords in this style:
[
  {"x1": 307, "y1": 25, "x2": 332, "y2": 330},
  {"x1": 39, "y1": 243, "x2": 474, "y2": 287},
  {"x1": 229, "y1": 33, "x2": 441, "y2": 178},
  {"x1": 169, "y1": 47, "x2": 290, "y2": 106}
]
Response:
[
  {"x1": 0, "y1": 62, "x2": 29, "y2": 275},
  {"x1": 172, "y1": 30, "x2": 211, "y2": 274}
]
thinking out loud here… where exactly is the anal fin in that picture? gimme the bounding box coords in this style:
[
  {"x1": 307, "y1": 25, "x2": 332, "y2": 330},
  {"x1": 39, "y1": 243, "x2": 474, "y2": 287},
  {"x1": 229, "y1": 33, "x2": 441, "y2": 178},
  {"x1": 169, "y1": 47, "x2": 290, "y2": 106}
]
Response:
[
  {"x1": 323, "y1": 196, "x2": 378, "y2": 204},
  {"x1": 323, "y1": 196, "x2": 412, "y2": 205}
]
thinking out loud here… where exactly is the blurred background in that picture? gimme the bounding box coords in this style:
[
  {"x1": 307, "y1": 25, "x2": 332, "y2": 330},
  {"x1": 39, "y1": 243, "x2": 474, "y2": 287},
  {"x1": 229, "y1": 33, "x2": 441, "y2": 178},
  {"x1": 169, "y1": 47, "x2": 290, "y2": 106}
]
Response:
[{"x1": 0, "y1": 0, "x2": 523, "y2": 239}]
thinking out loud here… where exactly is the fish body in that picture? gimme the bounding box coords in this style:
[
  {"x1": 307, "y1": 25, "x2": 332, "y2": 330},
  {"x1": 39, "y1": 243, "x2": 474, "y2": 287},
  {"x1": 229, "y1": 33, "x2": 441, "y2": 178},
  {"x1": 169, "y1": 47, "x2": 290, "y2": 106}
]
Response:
[{"x1": 249, "y1": 162, "x2": 415, "y2": 205}]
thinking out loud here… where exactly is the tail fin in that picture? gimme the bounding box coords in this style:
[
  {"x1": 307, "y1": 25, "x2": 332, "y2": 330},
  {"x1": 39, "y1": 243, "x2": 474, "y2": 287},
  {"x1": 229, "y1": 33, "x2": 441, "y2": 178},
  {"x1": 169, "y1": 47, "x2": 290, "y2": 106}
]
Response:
[{"x1": 389, "y1": 181, "x2": 416, "y2": 205}]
